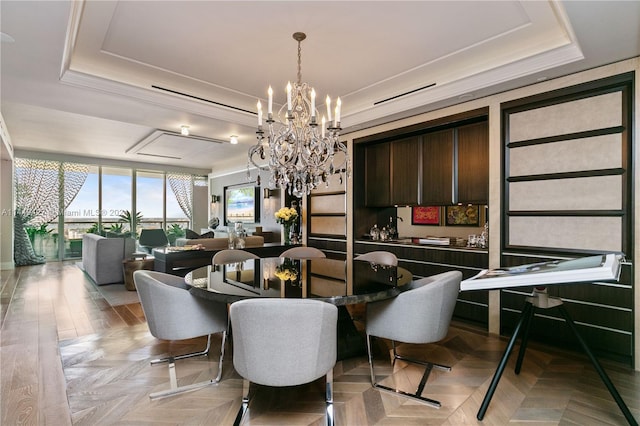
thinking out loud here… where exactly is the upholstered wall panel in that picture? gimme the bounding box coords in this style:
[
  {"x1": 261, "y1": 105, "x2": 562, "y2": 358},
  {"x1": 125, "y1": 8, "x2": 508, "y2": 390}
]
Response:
[
  {"x1": 509, "y1": 134, "x2": 622, "y2": 177},
  {"x1": 509, "y1": 176, "x2": 622, "y2": 211},
  {"x1": 310, "y1": 176, "x2": 347, "y2": 194},
  {"x1": 310, "y1": 216, "x2": 346, "y2": 236},
  {"x1": 508, "y1": 216, "x2": 622, "y2": 252},
  {"x1": 310, "y1": 194, "x2": 345, "y2": 214},
  {"x1": 509, "y1": 92, "x2": 622, "y2": 142}
]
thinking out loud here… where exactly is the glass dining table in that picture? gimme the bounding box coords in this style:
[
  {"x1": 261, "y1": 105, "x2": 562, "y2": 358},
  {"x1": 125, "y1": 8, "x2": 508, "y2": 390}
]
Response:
[{"x1": 185, "y1": 257, "x2": 413, "y2": 359}]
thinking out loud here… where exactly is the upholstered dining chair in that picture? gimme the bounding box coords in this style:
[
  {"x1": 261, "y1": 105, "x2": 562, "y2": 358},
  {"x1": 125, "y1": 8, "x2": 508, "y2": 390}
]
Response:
[
  {"x1": 230, "y1": 298, "x2": 338, "y2": 426},
  {"x1": 366, "y1": 270, "x2": 462, "y2": 407},
  {"x1": 212, "y1": 249, "x2": 259, "y2": 265},
  {"x1": 354, "y1": 251, "x2": 398, "y2": 266},
  {"x1": 134, "y1": 270, "x2": 228, "y2": 399},
  {"x1": 280, "y1": 246, "x2": 326, "y2": 259}
]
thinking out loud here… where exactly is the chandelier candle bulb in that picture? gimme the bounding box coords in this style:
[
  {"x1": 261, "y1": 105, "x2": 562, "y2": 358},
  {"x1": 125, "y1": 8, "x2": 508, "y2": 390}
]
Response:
[
  {"x1": 326, "y1": 95, "x2": 332, "y2": 122},
  {"x1": 257, "y1": 100, "x2": 263, "y2": 126},
  {"x1": 311, "y1": 88, "x2": 316, "y2": 118},
  {"x1": 286, "y1": 82, "x2": 292, "y2": 111},
  {"x1": 335, "y1": 97, "x2": 341, "y2": 127},
  {"x1": 268, "y1": 86, "x2": 273, "y2": 114}
]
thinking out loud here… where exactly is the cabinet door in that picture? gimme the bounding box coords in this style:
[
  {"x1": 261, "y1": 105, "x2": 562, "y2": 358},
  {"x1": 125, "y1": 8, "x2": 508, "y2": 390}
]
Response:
[
  {"x1": 391, "y1": 136, "x2": 421, "y2": 205},
  {"x1": 364, "y1": 142, "x2": 391, "y2": 207},
  {"x1": 421, "y1": 129, "x2": 454, "y2": 205},
  {"x1": 457, "y1": 121, "x2": 489, "y2": 204}
]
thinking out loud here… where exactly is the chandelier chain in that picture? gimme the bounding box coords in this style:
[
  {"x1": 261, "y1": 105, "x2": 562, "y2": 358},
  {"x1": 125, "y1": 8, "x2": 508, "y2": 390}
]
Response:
[{"x1": 297, "y1": 38, "x2": 302, "y2": 85}]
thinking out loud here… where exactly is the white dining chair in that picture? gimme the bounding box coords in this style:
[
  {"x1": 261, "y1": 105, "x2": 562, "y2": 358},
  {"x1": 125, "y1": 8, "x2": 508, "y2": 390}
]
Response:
[
  {"x1": 230, "y1": 298, "x2": 338, "y2": 425},
  {"x1": 280, "y1": 246, "x2": 326, "y2": 259},
  {"x1": 212, "y1": 249, "x2": 259, "y2": 264},
  {"x1": 366, "y1": 270, "x2": 462, "y2": 407},
  {"x1": 354, "y1": 251, "x2": 398, "y2": 266},
  {"x1": 134, "y1": 270, "x2": 228, "y2": 399}
]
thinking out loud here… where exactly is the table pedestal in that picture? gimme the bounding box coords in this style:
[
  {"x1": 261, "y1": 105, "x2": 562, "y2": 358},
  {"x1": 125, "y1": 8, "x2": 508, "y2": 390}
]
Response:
[{"x1": 477, "y1": 288, "x2": 637, "y2": 426}]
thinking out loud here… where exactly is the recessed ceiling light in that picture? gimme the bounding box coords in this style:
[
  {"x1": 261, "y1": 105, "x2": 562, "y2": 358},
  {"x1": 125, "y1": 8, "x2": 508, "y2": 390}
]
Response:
[
  {"x1": 230, "y1": 135, "x2": 239, "y2": 145},
  {"x1": 180, "y1": 125, "x2": 190, "y2": 136},
  {"x1": 536, "y1": 76, "x2": 548, "y2": 82},
  {"x1": 458, "y1": 93, "x2": 474, "y2": 101}
]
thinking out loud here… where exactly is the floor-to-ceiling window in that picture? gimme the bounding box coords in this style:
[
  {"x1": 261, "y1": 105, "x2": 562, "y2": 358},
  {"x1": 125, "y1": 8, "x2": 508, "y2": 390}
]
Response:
[{"x1": 15, "y1": 157, "x2": 203, "y2": 262}]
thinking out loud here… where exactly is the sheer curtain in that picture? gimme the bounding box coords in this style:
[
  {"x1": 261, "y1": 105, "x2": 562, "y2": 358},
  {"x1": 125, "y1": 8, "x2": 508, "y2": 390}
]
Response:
[
  {"x1": 14, "y1": 159, "x2": 88, "y2": 265},
  {"x1": 167, "y1": 173, "x2": 193, "y2": 220}
]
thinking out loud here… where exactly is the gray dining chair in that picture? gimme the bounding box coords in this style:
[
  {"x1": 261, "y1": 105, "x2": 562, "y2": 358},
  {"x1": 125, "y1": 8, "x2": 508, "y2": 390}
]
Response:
[
  {"x1": 134, "y1": 270, "x2": 228, "y2": 399},
  {"x1": 280, "y1": 246, "x2": 326, "y2": 259},
  {"x1": 212, "y1": 249, "x2": 259, "y2": 264},
  {"x1": 366, "y1": 270, "x2": 462, "y2": 407},
  {"x1": 230, "y1": 298, "x2": 338, "y2": 426},
  {"x1": 354, "y1": 251, "x2": 398, "y2": 266}
]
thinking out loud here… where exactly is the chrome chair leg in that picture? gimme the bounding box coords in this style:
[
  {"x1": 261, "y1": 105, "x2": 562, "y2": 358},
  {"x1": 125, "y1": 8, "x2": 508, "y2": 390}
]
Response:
[
  {"x1": 150, "y1": 333, "x2": 213, "y2": 365},
  {"x1": 149, "y1": 332, "x2": 227, "y2": 400},
  {"x1": 366, "y1": 334, "x2": 448, "y2": 408},
  {"x1": 326, "y1": 370, "x2": 335, "y2": 426},
  {"x1": 234, "y1": 379, "x2": 251, "y2": 426}
]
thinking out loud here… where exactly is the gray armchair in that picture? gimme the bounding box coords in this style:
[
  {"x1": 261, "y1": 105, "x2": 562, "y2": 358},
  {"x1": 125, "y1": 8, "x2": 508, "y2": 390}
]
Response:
[
  {"x1": 134, "y1": 270, "x2": 228, "y2": 399},
  {"x1": 212, "y1": 249, "x2": 259, "y2": 264},
  {"x1": 280, "y1": 246, "x2": 326, "y2": 259},
  {"x1": 366, "y1": 270, "x2": 462, "y2": 407},
  {"x1": 138, "y1": 228, "x2": 169, "y2": 253},
  {"x1": 230, "y1": 298, "x2": 338, "y2": 426}
]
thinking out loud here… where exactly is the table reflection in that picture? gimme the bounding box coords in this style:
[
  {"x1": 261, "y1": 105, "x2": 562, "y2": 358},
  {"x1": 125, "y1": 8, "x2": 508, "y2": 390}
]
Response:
[{"x1": 186, "y1": 257, "x2": 411, "y2": 306}]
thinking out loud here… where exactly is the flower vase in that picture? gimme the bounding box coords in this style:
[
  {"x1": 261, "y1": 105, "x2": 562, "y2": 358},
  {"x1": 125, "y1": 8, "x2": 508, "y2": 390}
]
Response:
[{"x1": 283, "y1": 224, "x2": 291, "y2": 245}]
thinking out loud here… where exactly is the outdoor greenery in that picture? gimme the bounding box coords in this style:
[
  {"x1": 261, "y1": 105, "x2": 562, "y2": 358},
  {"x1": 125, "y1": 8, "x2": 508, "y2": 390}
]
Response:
[{"x1": 166, "y1": 223, "x2": 185, "y2": 245}]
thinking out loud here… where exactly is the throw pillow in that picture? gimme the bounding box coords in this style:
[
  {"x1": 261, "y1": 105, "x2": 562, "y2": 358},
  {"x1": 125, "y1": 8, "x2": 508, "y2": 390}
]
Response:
[{"x1": 200, "y1": 231, "x2": 215, "y2": 239}]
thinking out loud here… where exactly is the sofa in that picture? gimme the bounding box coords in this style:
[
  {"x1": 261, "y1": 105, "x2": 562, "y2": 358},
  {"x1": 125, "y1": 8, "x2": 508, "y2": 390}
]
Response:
[
  {"x1": 82, "y1": 233, "x2": 136, "y2": 285},
  {"x1": 176, "y1": 235, "x2": 264, "y2": 250}
]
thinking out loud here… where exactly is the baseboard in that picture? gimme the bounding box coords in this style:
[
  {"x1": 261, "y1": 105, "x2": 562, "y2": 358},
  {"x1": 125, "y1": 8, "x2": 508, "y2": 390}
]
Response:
[{"x1": 1, "y1": 261, "x2": 15, "y2": 270}]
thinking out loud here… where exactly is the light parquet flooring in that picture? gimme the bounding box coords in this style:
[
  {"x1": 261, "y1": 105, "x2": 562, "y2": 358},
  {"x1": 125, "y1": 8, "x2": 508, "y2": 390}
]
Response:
[{"x1": 1, "y1": 261, "x2": 640, "y2": 425}]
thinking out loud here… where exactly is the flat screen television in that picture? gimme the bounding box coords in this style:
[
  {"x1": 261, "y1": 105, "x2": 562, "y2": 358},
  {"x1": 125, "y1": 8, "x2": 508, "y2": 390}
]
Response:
[{"x1": 224, "y1": 184, "x2": 259, "y2": 225}]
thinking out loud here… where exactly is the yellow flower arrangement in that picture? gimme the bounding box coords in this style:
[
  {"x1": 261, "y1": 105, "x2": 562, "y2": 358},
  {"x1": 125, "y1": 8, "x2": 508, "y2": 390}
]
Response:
[
  {"x1": 275, "y1": 259, "x2": 298, "y2": 282},
  {"x1": 275, "y1": 206, "x2": 298, "y2": 226}
]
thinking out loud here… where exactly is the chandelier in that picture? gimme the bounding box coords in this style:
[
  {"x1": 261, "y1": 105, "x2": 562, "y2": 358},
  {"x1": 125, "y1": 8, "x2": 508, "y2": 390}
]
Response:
[{"x1": 247, "y1": 32, "x2": 350, "y2": 198}]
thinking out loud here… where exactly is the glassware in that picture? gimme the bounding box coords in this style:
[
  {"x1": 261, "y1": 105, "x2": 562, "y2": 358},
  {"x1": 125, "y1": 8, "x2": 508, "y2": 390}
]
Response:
[
  {"x1": 369, "y1": 224, "x2": 380, "y2": 240},
  {"x1": 467, "y1": 234, "x2": 478, "y2": 248}
]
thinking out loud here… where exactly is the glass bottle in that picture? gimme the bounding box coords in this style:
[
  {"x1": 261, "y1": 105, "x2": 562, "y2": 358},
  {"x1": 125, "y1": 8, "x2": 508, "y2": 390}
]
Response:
[{"x1": 369, "y1": 224, "x2": 380, "y2": 240}]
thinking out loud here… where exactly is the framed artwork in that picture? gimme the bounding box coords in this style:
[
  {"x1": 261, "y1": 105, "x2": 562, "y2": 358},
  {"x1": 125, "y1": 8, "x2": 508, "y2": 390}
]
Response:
[
  {"x1": 412, "y1": 206, "x2": 440, "y2": 225},
  {"x1": 224, "y1": 184, "x2": 259, "y2": 225},
  {"x1": 445, "y1": 205, "x2": 480, "y2": 226}
]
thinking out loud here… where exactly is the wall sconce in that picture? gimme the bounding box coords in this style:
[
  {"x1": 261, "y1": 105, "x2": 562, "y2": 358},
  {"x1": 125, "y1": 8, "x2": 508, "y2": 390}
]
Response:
[
  {"x1": 211, "y1": 195, "x2": 220, "y2": 203},
  {"x1": 263, "y1": 188, "x2": 275, "y2": 199},
  {"x1": 181, "y1": 125, "x2": 190, "y2": 136},
  {"x1": 230, "y1": 135, "x2": 238, "y2": 145}
]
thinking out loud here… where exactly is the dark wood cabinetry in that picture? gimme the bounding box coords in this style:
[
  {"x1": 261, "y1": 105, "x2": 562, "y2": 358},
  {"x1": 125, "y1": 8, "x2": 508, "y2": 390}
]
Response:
[
  {"x1": 391, "y1": 136, "x2": 421, "y2": 205},
  {"x1": 362, "y1": 117, "x2": 488, "y2": 207},
  {"x1": 421, "y1": 129, "x2": 454, "y2": 205},
  {"x1": 364, "y1": 142, "x2": 391, "y2": 207},
  {"x1": 457, "y1": 121, "x2": 489, "y2": 204}
]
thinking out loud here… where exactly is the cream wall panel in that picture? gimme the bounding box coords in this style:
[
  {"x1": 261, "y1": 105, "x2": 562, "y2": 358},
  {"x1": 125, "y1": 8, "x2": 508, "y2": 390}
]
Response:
[
  {"x1": 508, "y1": 216, "x2": 622, "y2": 252},
  {"x1": 310, "y1": 194, "x2": 346, "y2": 214},
  {"x1": 509, "y1": 176, "x2": 622, "y2": 211},
  {"x1": 310, "y1": 175, "x2": 347, "y2": 194},
  {"x1": 310, "y1": 216, "x2": 346, "y2": 236},
  {"x1": 509, "y1": 134, "x2": 622, "y2": 176},
  {"x1": 509, "y1": 92, "x2": 622, "y2": 142}
]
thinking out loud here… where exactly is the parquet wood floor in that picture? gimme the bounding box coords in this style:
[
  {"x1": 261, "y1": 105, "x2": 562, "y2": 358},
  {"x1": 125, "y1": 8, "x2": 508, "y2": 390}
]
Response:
[{"x1": 1, "y1": 261, "x2": 639, "y2": 425}]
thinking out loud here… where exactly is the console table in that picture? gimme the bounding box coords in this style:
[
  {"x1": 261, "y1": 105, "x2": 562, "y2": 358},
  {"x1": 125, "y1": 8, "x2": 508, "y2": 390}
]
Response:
[{"x1": 153, "y1": 243, "x2": 298, "y2": 276}]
